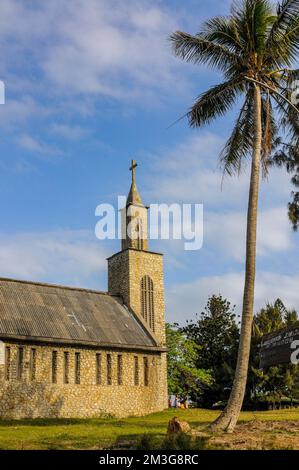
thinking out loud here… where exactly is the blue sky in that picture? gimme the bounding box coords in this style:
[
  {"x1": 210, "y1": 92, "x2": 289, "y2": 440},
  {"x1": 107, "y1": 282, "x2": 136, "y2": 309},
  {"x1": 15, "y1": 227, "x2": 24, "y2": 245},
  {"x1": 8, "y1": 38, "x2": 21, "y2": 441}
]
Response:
[{"x1": 0, "y1": 0, "x2": 298, "y2": 323}]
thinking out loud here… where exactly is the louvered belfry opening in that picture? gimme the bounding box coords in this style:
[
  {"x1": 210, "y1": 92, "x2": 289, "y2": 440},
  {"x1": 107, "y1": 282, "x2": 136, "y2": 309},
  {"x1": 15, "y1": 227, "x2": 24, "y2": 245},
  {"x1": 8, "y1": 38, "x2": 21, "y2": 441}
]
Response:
[
  {"x1": 141, "y1": 275, "x2": 155, "y2": 331},
  {"x1": 136, "y1": 218, "x2": 144, "y2": 250}
]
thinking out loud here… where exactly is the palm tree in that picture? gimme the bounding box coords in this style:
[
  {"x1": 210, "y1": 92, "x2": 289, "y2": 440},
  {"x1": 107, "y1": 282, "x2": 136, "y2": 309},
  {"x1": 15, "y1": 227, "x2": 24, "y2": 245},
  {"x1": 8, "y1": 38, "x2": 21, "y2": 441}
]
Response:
[{"x1": 170, "y1": 0, "x2": 299, "y2": 432}]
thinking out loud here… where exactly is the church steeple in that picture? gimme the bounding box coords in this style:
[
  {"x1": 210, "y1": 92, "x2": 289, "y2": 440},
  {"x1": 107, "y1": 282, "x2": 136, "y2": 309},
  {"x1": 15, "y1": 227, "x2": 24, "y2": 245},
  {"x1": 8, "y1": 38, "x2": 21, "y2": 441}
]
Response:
[
  {"x1": 107, "y1": 160, "x2": 166, "y2": 346},
  {"x1": 126, "y1": 160, "x2": 143, "y2": 206},
  {"x1": 122, "y1": 160, "x2": 148, "y2": 251}
]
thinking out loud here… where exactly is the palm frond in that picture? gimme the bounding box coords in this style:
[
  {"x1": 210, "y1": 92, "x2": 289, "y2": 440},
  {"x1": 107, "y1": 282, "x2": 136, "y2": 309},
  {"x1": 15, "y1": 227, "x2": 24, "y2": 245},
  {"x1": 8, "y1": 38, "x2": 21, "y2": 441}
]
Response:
[
  {"x1": 273, "y1": 70, "x2": 299, "y2": 136},
  {"x1": 220, "y1": 88, "x2": 254, "y2": 176},
  {"x1": 169, "y1": 31, "x2": 242, "y2": 73},
  {"x1": 200, "y1": 16, "x2": 244, "y2": 54},
  {"x1": 231, "y1": 0, "x2": 275, "y2": 57},
  {"x1": 261, "y1": 92, "x2": 277, "y2": 176},
  {"x1": 266, "y1": 0, "x2": 299, "y2": 67}
]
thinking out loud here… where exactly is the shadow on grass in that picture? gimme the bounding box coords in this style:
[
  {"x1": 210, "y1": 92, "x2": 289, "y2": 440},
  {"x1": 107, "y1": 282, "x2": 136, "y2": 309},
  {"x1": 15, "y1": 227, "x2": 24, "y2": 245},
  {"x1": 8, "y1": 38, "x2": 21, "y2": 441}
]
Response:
[{"x1": 0, "y1": 417, "x2": 118, "y2": 427}]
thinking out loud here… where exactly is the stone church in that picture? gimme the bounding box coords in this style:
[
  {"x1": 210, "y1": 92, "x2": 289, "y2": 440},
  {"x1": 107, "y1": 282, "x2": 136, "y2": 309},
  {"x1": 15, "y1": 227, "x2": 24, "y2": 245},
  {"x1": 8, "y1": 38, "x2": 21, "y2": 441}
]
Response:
[{"x1": 0, "y1": 162, "x2": 168, "y2": 418}]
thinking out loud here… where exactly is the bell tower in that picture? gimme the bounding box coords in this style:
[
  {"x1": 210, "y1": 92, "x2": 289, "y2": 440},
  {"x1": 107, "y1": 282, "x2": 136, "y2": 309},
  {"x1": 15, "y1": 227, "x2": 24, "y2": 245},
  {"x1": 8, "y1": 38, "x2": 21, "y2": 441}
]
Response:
[{"x1": 107, "y1": 161, "x2": 165, "y2": 346}]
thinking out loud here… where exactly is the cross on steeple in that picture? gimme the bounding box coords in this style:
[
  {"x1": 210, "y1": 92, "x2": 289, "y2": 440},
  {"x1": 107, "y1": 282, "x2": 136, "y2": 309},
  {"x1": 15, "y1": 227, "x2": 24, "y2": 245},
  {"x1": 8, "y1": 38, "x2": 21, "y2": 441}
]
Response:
[
  {"x1": 129, "y1": 159, "x2": 137, "y2": 183},
  {"x1": 126, "y1": 159, "x2": 143, "y2": 206}
]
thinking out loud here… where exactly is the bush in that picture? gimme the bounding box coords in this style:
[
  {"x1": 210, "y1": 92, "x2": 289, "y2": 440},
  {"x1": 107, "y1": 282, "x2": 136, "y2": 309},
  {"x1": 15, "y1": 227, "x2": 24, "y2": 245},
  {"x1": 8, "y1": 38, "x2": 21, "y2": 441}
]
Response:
[{"x1": 160, "y1": 432, "x2": 209, "y2": 450}]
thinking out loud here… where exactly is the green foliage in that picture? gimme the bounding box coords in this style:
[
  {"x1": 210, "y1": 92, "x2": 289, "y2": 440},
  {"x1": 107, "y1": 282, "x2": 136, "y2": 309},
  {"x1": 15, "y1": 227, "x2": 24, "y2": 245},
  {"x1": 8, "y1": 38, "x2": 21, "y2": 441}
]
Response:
[
  {"x1": 166, "y1": 323, "x2": 212, "y2": 400},
  {"x1": 248, "y1": 299, "x2": 299, "y2": 406},
  {"x1": 161, "y1": 432, "x2": 209, "y2": 450},
  {"x1": 272, "y1": 137, "x2": 299, "y2": 230},
  {"x1": 168, "y1": 295, "x2": 299, "y2": 409},
  {"x1": 182, "y1": 295, "x2": 239, "y2": 407}
]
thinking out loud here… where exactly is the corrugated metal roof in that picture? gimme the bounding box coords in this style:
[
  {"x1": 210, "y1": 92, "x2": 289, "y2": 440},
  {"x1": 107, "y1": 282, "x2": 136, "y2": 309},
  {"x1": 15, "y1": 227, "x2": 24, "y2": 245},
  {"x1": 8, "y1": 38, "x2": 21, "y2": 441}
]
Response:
[{"x1": 0, "y1": 278, "x2": 158, "y2": 350}]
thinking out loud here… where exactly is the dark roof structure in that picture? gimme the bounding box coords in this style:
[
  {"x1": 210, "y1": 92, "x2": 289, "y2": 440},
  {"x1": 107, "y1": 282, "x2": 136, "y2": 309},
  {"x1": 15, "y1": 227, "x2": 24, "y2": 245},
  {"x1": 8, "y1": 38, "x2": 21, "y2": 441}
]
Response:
[{"x1": 0, "y1": 278, "x2": 161, "y2": 351}]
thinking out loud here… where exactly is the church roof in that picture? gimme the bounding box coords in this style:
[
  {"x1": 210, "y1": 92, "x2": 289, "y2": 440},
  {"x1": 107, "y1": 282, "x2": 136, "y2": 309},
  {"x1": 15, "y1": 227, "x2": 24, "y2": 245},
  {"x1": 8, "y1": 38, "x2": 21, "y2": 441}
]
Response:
[
  {"x1": 126, "y1": 159, "x2": 144, "y2": 206},
  {"x1": 0, "y1": 278, "x2": 160, "y2": 351},
  {"x1": 126, "y1": 180, "x2": 143, "y2": 206}
]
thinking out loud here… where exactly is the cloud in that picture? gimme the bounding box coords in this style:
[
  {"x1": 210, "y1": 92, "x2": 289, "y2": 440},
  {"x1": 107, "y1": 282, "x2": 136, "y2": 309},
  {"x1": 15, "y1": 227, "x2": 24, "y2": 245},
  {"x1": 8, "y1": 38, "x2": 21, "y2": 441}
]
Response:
[
  {"x1": 0, "y1": 0, "x2": 190, "y2": 105},
  {"x1": 17, "y1": 134, "x2": 63, "y2": 157},
  {"x1": 205, "y1": 206, "x2": 293, "y2": 262},
  {"x1": 50, "y1": 123, "x2": 91, "y2": 141},
  {"x1": 0, "y1": 96, "x2": 50, "y2": 130},
  {"x1": 148, "y1": 133, "x2": 292, "y2": 207},
  {"x1": 0, "y1": 230, "x2": 108, "y2": 289},
  {"x1": 42, "y1": 1, "x2": 184, "y2": 102},
  {"x1": 146, "y1": 133, "x2": 298, "y2": 324},
  {"x1": 166, "y1": 271, "x2": 299, "y2": 324}
]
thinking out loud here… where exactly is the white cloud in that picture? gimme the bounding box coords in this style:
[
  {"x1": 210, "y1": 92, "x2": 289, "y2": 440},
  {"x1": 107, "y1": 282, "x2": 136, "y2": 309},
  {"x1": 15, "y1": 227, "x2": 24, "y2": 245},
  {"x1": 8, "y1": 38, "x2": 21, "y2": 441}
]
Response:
[
  {"x1": 148, "y1": 133, "x2": 292, "y2": 207},
  {"x1": 166, "y1": 271, "x2": 299, "y2": 324},
  {"x1": 42, "y1": 1, "x2": 182, "y2": 101},
  {"x1": 0, "y1": 0, "x2": 190, "y2": 105},
  {"x1": 205, "y1": 206, "x2": 293, "y2": 262},
  {"x1": 50, "y1": 123, "x2": 90, "y2": 141},
  {"x1": 17, "y1": 134, "x2": 63, "y2": 157},
  {"x1": 0, "y1": 96, "x2": 50, "y2": 130},
  {"x1": 0, "y1": 230, "x2": 107, "y2": 289}
]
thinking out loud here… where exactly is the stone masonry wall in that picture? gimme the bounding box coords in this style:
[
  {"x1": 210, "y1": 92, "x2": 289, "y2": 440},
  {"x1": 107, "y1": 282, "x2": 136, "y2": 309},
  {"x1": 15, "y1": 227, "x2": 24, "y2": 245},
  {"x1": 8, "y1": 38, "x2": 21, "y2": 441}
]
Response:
[
  {"x1": 107, "y1": 247, "x2": 168, "y2": 413},
  {"x1": 108, "y1": 249, "x2": 166, "y2": 346},
  {"x1": 0, "y1": 341, "x2": 168, "y2": 419},
  {"x1": 108, "y1": 250, "x2": 130, "y2": 306},
  {"x1": 127, "y1": 250, "x2": 165, "y2": 346}
]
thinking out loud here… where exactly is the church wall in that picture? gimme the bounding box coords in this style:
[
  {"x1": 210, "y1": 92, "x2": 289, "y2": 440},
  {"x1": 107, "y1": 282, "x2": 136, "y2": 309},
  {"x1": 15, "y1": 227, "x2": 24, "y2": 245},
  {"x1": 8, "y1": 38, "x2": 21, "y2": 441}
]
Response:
[
  {"x1": 108, "y1": 250, "x2": 130, "y2": 306},
  {"x1": 127, "y1": 250, "x2": 166, "y2": 346},
  {"x1": 108, "y1": 249, "x2": 166, "y2": 346},
  {"x1": 0, "y1": 341, "x2": 168, "y2": 419}
]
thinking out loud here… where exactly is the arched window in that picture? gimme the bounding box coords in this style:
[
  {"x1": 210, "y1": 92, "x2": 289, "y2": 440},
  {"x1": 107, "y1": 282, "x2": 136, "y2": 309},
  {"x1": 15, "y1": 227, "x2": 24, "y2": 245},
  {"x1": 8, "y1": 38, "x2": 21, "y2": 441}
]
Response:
[
  {"x1": 141, "y1": 275, "x2": 155, "y2": 331},
  {"x1": 136, "y1": 218, "x2": 144, "y2": 250}
]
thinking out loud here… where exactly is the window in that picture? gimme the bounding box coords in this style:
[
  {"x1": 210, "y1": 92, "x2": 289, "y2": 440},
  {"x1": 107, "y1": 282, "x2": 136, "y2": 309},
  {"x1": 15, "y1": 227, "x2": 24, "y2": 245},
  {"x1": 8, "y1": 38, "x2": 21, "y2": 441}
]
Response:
[
  {"x1": 5, "y1": 346, "x2": 11, "y2": 381},
  {"x1": 96, "y1": 353, "x2": 101, "y2": 385},
  {"x1": 117, "y1": 355, "x2": 123, "y2": 385},
  {"x1": 136, "y1": 218, "x2": 144, "y2": 250},
  {"x1": 30, "y1": 348, "x2": 37, "y2": 381},
  {"x1": 64, "y1": 352, "x2": 69, "y2": 384},
  {"x1": 141, "y1": 275, "x2": 155, "y2": 331},
  {"x1": 134, "y1": 356, "x2": 139, "y2": 386},
  {"x1": 17, "y1": 347, "x2": 24, "y2": 380},
  {"x1": 75, "y1": 352, "x2": 81, "y2": 384},
  {"x1": 107, "y1": 354, "x2": 112, "y2": 385},
  {"x1": 143, "y1": 357, "x2": 149, "y2": 386},
  {"x1": 52, "y1": 351, "x2": 58, "y2": 384}
]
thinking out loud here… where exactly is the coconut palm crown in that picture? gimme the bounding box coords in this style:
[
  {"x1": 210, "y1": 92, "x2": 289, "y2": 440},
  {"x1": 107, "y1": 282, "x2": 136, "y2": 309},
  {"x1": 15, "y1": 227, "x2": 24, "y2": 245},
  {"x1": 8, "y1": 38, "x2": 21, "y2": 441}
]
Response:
[{"x1": 170, "y1": 0, "x2": 299, "y2": 175}]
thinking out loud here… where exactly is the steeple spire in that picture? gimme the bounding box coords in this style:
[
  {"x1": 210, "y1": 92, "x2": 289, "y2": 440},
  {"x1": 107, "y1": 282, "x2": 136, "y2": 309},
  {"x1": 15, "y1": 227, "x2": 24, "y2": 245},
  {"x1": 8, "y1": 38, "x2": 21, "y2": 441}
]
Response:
[{"x1": 127, "y1": 159, "x2": 143, "y2": 206}]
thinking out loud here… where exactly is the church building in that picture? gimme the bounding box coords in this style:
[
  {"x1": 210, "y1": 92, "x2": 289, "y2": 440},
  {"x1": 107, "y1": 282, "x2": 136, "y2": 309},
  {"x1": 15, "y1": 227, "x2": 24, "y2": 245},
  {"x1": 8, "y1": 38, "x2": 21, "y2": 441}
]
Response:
[{"x1": 0, "y1": 162, "x2": 168, "y2": 418}]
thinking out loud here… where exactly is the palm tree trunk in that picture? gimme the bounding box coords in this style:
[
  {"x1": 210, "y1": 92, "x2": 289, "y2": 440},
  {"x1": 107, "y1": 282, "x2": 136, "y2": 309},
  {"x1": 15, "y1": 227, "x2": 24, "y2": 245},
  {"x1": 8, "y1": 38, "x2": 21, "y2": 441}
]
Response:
[{"x1": 210, "y1": 84, "x2": 262, "y2": 433}]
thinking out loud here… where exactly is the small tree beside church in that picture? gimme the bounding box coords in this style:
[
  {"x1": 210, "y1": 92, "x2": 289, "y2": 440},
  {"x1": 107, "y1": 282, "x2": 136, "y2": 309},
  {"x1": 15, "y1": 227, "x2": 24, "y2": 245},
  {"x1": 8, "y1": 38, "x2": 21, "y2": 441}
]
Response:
[
  {"x1": 182, "y1": 295, "x2": 239, "y2": 408},
  {"x1": 166, "y1": 323, "x2": 213, "y2": 402}
]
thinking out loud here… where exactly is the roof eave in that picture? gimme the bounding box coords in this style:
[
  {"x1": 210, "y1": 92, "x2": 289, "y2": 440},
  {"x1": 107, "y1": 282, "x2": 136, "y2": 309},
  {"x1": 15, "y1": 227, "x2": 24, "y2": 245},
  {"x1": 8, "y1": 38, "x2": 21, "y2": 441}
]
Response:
[{"x1": 0, "y1": 333, "x2": 167, "y2": 353}]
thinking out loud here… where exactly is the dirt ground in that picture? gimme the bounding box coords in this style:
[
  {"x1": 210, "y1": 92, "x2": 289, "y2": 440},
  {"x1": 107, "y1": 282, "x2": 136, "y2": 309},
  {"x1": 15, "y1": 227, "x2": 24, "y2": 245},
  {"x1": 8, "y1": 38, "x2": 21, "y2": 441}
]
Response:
[{"x1": 196, "y1": 420, "x2": 299, "y2": 450}]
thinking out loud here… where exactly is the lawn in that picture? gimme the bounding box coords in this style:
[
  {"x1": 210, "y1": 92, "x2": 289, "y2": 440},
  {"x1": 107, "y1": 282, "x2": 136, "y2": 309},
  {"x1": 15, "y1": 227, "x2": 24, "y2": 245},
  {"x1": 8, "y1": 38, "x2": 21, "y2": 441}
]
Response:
[{"x1": 0, "y1": 408, "x2": 299, "y2": 450}]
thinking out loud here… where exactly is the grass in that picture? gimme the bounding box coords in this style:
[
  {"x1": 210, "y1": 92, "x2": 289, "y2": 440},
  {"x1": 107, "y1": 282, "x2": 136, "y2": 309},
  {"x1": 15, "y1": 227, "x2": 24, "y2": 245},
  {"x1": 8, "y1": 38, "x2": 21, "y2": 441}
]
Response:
[{"x1": 0, "y1": 408, "x2": 299, "y2": 450}]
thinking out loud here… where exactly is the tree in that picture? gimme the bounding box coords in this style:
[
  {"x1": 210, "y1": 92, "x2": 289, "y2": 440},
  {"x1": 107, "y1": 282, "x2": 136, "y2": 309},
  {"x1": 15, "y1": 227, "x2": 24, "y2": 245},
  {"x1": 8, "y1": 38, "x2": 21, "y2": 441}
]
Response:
[
  {"x1": 170, "y1": 0, "x2": 299, "y2": 431},
  {"x1": 272, "y1": 138, "x2": 299, "y2": 230},
  {"x1": 166, "y1": 323, "x2": 213, "y2": 401},
  {"x1": 182, "y1": 295, "x2": 239, "y2": 407}
]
